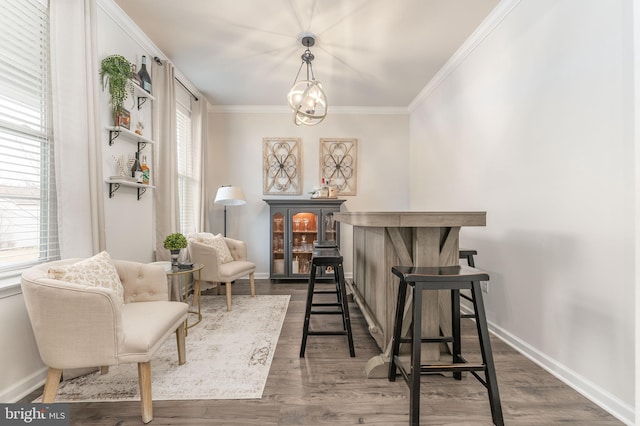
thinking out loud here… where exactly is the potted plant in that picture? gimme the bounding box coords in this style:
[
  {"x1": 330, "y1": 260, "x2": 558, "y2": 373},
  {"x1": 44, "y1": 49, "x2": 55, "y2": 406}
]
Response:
[
  {"x1": 163, "y1": 233, "x2": 187, "y2": 266},
  {"x1": 99, "y1": 54, "x2": 134, "y2": 126}
]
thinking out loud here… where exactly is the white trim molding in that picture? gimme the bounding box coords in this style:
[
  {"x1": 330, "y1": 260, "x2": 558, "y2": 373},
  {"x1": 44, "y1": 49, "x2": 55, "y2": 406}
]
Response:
[
  {"x1": 1, "y1": 366, "x2": 47, "y2": 403},
  {"x1": 488, "y1": 317, "x2": 634, "y2": 425},
  {"x1": 408, "y1": 0, "x2": 522, "y2": 112},
  {"x1": 97, "y1": 0, "x2": 202, "y2": 101},
  {"x1": 208, "y1": 104, "x2": 408, "y2": 115},
  {"x1": 97, "y1": 0, "x2": 164, "y2": 60}
]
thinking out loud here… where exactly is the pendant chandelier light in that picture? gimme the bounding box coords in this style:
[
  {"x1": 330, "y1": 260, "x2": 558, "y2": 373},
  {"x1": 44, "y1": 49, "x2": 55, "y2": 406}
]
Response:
[{"x1": 287, "y1": 33, "x2": 327, "y2": 126}]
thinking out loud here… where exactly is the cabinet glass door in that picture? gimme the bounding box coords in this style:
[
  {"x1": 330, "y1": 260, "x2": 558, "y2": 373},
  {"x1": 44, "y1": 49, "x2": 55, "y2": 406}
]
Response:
[
  {"x1": 272, "y1": 212, "x2": 285, "y2": 275},
  {"x1": 323, "y1": 211, "x2": 337, "y2": 243},
  {"x1": 291, "y1": 211, "x2": 318, "y2": 275}
]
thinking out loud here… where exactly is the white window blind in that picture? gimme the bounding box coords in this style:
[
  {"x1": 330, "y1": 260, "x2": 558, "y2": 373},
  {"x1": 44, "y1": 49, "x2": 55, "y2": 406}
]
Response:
[
  {"x1": 176, "y1": 94, "x2": 195, "y2": 235},
  {"x1": 0, "y1": 0, "x2": 59, "y2": 272}
]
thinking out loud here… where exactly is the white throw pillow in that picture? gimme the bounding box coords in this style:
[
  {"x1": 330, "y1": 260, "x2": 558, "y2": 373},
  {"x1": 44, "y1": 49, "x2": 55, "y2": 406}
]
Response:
[
  {"x1": 47, "y1": 251, "x2": 124, "y2": 302},
  {"x1": 191, "y1": 232, "x2": 216, "y2": 244},
  {"x1": 207, "y1": 234, "x2": 234, "y2": 263}
]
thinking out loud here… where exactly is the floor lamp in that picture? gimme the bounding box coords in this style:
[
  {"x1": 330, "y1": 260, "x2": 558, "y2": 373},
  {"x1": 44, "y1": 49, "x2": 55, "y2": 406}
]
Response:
[{"x1": 214, "y1": 186, "x2": 246, "y2": 237}]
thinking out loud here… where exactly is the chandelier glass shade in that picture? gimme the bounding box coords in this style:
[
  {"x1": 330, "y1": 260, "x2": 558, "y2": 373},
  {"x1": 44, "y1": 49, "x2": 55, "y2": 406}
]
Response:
[{"x1": 287, "y1": 35, "x2": 327, "y2": 126}]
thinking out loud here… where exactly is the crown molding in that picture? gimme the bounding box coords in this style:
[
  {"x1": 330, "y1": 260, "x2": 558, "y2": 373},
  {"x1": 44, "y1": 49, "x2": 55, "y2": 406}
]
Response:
[
  {"x1": 97, "y1": 0, "x2": 201, "y2": 100},
  {"x1": 97, "y1": 0, "x2": 164, "y2": 59},
  {"x1": 208, "y1": 104, "x2": 408, "y2": 115},
  {"x1": 408, "y1": 0, "x2": 522, "y2": 112}
]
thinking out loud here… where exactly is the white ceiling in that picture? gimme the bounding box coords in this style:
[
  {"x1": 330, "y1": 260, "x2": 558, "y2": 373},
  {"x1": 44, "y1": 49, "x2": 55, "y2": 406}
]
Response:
[{"x1": 113, "y1": 0, "x2": 500, "y2": 107}]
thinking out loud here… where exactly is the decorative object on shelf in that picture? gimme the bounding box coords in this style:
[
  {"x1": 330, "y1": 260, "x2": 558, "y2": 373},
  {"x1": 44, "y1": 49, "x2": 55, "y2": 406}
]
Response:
[
  {"x1": 320, "y1": 138, "x2": 357, "y2": 195},
  {"x1": 111, "y1": 154, "x2": 132, "y2": 180},
  {"x1": 135, "y1": 120, "x2": 144, "y2": 135},
  {"x1": 214, "y1": 185, "x2": 246, "y2": 237},
  {"x1": 131, "y1": 152, "x2": 143, "y2": 183},
  {"x1": 263, "y1": 137, "x2": 301, "y2": 195},
  {"x1": 287, "y1": 33, "x2": 327, "y2": 126},
  {"x1": 310, "y1": 177, "x2": 337, "y2": 199},
  {"x1": 131, "y1": 63, "x2": 142, "y2": 86},
  {"x1": 99, "y1": 54, "x2": 134, "y2": 123},
  {"x1": 163, "y1": 233, "x2": 187, "y2": 266},
  {"x1": 138, "y1": 55, "x2": 152, "y2": 94},
  {"x1": 115, "y1": 108, "x2": 131, "y2": 129},
  {"x1": 141, "y1": 155, "x2": 150, "y2": 185}
]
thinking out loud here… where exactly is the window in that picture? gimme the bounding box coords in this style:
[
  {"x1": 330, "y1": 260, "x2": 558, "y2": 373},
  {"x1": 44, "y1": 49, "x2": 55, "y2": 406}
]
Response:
[
  {"x1": 176, "y1": 86, "x2": 196, "y2": 235},
  {"x1": 0, "y1": 0, "x2": 59, "y2": 272}
]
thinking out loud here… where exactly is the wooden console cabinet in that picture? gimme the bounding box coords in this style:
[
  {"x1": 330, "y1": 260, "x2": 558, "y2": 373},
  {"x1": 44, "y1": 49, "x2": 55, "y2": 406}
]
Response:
[{"x1": 264, "y1": 199, "x2": 345, "y2": 280}]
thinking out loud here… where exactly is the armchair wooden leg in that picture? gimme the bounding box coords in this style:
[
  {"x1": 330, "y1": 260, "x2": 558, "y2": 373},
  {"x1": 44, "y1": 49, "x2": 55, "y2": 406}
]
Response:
[
  {"x1": 226, "y1": 282, "x2": 232, "y2": 311},
  {"x1": 250, "y1": 272, "x2": 255, "y2": 297},
  {"x1": 100, "y1": 366, "x2": 109, "y2": 375},
  {"x1": 138, "y1": 361, "x2": 153, "y2": 424},
  {"x1": 42, "y1": 368, "x2": 62, "y2": 403},
  {"x1": 217, "y1": 282, "x2": 221, "y2": 295},
  {"x1": 176, "y1": 322, "x2": 186, "y2": 365}
]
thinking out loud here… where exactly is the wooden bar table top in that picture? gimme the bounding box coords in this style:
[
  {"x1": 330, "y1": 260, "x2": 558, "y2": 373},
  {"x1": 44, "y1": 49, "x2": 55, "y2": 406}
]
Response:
[{"x1": 333, "y1": 211, "x2": 486, "y2": 378}]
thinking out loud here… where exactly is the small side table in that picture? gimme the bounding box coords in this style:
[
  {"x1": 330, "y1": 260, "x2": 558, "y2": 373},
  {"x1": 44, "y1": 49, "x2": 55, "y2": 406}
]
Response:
[{"x1": 151, "y1": 262, "x2": 204, "y2": 335}]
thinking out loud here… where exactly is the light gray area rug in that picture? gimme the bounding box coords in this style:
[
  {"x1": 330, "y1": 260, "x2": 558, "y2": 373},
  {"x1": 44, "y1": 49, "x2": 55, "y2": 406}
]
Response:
[{"x1": 38, "y1": 295, "x2": 290, "y2": 402}]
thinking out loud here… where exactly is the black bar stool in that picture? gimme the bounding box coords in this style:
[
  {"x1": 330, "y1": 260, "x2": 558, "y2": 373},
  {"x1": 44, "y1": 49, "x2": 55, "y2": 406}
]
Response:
[
  {"x1": 388, "y1": 265, "x2": 503, "y2": 426},
  {"x1": 300, "y1": 246, "x2": 355, "y2": 358},
  {"x1": 459, "y1": 249, "x2": 477, "y2": 319}
]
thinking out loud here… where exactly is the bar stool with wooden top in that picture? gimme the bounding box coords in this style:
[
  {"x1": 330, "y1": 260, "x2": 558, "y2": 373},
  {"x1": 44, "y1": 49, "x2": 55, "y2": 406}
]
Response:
[
  {"x1": 300, "y1": 245, "x2": 355, "y2": 358},
  {"x1": 388, "y1": 265, "x2": 503, "y2": 426}
]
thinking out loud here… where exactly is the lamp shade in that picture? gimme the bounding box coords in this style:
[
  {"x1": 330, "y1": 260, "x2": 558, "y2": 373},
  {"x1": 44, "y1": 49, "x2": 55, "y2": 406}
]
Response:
[{"x1": 214, "y1": 186, "x2": 246, "y2": 206}]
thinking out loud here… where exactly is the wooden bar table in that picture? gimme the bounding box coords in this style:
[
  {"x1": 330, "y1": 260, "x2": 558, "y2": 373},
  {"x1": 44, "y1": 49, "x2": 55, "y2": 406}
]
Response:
[{"x1": 333, "y1": 211, "x2": 486, "y2": 378}]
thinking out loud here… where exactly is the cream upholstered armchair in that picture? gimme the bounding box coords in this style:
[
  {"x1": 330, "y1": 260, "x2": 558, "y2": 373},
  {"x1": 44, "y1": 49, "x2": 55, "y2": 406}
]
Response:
[
  {"x1": 21, "y1": 253, "x2": 188, "y2": 424},
  {"x1": 187, "y1": 232, "x2": 256, "y2": 311}
]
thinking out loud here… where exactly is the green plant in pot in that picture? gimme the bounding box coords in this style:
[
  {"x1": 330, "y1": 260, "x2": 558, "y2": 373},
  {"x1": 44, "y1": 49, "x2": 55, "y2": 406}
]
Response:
[
  {"x1": 163, "y1": 233, "x2": 187, "y2": 266},
  {"x1": 99, "y1": 54, "x2": 134, "y2": 125}
]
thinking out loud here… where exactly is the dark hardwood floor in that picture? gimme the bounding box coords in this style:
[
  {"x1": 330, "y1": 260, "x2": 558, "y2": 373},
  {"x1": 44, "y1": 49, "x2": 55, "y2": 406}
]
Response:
[{"x1": 22, "y1": 279, "x2": 622, "y2": 425}]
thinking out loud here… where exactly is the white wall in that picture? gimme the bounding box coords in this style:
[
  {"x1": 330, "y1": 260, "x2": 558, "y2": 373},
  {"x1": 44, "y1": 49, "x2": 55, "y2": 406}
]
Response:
[
  {"x1": 409, "y1": 0, "x2": 634, "y2": 423},
  {"x1": 0, "y1": 0, "x2": 184, "y2": 402},
  {"x1": 97, "y1": 4, "x2": 158, "y2": 263},
  {"x1": 4, "y1": 2, "x2": 635, "y2": 423},
  {"x1": 0, "y1": 288, "x2": 47, "y2": 402},
  {"x1": 207, "y1": 109, "x2": 410, "y2": 277}
]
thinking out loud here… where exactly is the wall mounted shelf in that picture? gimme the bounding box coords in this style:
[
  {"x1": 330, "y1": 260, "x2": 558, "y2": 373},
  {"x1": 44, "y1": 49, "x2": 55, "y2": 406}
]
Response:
[
  {"x1": 132, "y1": 81, "x2": 155, "y2": 109},
  {"x1": 106, "y1": 179, "x2": 155, "y2": 200},
  {"x1": 106, "y1": 126, "x2": 155, "y2": 146}
]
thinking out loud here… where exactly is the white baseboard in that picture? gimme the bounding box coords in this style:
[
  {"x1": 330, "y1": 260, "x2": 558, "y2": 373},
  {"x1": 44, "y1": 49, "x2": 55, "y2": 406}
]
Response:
[
  {"x1": 1, "y1": 367, "x2": 47, "y2": 403},
  {"x1": 460, "y1": 305, "x2": 634, "y2": 425}
]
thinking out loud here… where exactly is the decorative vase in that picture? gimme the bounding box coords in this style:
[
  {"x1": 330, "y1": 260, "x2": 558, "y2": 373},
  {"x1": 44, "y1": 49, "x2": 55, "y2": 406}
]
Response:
[{"x1": 170, "y1": 249, "x2": 180, "y2": 266}]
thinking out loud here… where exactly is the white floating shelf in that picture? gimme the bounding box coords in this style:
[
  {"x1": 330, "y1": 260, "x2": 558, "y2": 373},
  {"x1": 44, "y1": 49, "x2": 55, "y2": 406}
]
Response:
[
  {"x1": 106, "y1": 179, "x2": 155, "y2": 189},
  {"x1": 132, "y1": 81, "x2": 155, "y2": 101},
  {"x1": 106, "y1": 126, "x2": 156, "y2": 145},
  {"x1": 106, "y1": 179, "x2": 155, "y2": 200}
]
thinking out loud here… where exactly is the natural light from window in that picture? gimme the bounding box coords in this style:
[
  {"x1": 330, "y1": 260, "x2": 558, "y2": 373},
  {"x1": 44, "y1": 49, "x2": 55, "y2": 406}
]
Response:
[{"x1": 0, "y1": 0, "x2": 59, "y2": 272}]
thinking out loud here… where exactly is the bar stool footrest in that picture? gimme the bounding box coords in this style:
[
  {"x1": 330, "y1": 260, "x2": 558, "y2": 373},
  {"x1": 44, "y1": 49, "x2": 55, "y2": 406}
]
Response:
[
  {"x1": 399, "y1": 336, "x2": 454, "y2": 344},
  {"x1": 308, "y1": 330, "x2": 349, "y2": 336},
  {"x1": 309, "y1": 310, "x2": 343, "y2": 315},
  {"x1": 420, "y1": 364, "x2": 486, "y2": 373}
]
